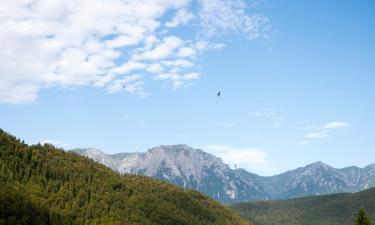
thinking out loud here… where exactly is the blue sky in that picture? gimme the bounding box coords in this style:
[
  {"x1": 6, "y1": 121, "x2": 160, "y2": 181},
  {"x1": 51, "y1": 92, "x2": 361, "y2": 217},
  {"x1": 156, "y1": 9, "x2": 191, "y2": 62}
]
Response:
[{"x1": 1, "y1": 0, "x2": 374, "y2": 175}]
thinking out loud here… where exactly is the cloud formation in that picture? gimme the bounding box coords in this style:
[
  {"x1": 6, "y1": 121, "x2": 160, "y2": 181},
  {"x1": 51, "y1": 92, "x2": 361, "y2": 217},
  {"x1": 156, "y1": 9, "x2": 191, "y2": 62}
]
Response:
[
  {"x1": 205, "y1": 144, "x2": 270, "y2": 174},
  {"x1": 0, "y1": 0, "x2": 270, "y2": 104},
  {"x1": 323, "y1": 122, "x2": 352, "y2": 129},
  {"x1": 301, "y1": 121, "x2": 351, "y2": 144}
]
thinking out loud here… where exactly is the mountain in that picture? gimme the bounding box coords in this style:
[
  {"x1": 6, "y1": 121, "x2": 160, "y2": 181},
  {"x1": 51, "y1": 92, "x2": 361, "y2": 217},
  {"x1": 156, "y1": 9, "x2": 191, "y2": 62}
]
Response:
[
  {"x1": 231, "y1": 187, "x2": 375, "y2": 225},
  {"x1": 0, "y1": 129, "x2": 250, "y2": 225},
  {"x1": 258, "y1": 161, "x2": 375, "y2": 199},
  {"x1": 73, "y1": 146, "x2": 375, "y2": 203},
  {"x1": 73, "y1": 145, "x2": 268, "y2": 203}
]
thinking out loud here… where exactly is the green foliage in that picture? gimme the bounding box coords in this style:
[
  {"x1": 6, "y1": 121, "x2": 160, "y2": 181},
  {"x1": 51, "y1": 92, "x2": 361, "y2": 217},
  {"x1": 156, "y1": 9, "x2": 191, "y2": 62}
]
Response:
[
  {"x1": 231, "y1": 188, "x2": 375, "y2": 225},
  {"x1": 356, "y1": 208, "x2": 372, "y2": 225},
  {"x1": 0, "y1": 129, "x2": 250, "y2": 225}
]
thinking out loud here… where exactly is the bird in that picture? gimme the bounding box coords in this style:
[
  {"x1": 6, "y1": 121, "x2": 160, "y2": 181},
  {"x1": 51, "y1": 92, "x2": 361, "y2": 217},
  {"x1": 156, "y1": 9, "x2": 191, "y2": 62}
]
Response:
[
  {"x1": 122, "y1": 84, "x2": 126, "y2": 88},
  {"x1": 217, "y1": 91, "x2": 221, "y2": 97}
]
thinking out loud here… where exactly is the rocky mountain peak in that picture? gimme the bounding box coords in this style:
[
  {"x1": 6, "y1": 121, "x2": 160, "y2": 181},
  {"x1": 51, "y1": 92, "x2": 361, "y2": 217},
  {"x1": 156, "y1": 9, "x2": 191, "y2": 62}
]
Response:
[
  {"x1": 73, "y1": 148, "x2": 118, "y2": 170},
  {"x1": 365, "y1": 163, "x2": 375, "y2": 170},
  {"x1": 151, "y1": 144, "x2": 193, "y2": 152},
  {"x1": 306, "y1": 161, "x2": 331, "y2": 170}
]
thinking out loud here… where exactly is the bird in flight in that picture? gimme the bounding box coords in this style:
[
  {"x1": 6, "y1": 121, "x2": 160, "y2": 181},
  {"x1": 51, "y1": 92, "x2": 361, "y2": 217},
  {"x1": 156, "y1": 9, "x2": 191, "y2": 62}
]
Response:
[
  {"x1": 122, "y1": 84, "x2": 126, "y2": 88},
  {"x1": 217, "y1": 91, "x2": 221, "y2": 97}
]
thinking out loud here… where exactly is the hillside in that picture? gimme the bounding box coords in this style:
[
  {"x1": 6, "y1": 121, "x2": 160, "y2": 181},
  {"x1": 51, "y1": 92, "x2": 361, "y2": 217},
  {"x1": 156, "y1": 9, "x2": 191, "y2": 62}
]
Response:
[
  {"x1": 231, "y1": 188, "x2": 375, "y2": 225},
  {"x1": 0, "y1": 129, "x2": 250, "y2": 225}
]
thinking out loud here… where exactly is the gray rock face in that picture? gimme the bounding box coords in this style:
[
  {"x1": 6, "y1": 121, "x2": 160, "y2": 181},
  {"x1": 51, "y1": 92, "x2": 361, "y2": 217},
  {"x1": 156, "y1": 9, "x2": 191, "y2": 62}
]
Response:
[
  {"x1": 73, "y1": 148, "x2": 118, "y2": 171},
  {"x1": 261, "y1": 162, "x2": 361, "y2": 199},
  {"x1": 72, "y1": 146, "x2": 375, "y2": 203},
  {"x1": 72, "y1": 145, "x2": 267, "y2": 203}
]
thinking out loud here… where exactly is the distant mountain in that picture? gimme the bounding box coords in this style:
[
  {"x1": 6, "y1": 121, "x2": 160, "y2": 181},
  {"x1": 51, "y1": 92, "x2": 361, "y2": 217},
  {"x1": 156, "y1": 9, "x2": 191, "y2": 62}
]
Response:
[
  {"x1": 231, "y1": 187, "x2": 375, "y2": 225},
  {"x1": 0, "y1": 129, "x2": 250, "y2": 225},
  {"x1": 258, "y1": 161, "x2": 372, "y2": 199},
  {"x1": 73, "y1": 145, "x2": 268, "y2": 203},
  {"x1": 72, "y1": 146, "x2": 375, "y2": 203},
  {"x1": 261, "y1": 161, "x2": 375, "y2": 199}
]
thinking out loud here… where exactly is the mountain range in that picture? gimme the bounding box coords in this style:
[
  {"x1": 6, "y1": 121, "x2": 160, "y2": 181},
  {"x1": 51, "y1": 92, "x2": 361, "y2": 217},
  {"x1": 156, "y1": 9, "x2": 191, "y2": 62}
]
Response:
[{"x1": 72, "y1": 145, "x2": 375, "y2": 203}]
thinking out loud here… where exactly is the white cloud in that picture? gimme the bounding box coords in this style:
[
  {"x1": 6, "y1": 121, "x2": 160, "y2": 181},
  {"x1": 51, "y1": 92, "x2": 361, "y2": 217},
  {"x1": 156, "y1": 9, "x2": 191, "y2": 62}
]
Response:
[
  {"x1": 182, "y1": 72, "x2": 200, "y2": 80},
  {"x1": 111, "y1": 61, "x2": 146, "y2": 75},
  {"x1": 165, "y1": 8, "x2": 194, "y2": 28},
  {"x1": 156, "y1": 72, "x2": 200, "y2": 89},
  {"x1": 176, "y1": 47, "x2": 197, "y2": 58},
  {"x1": 146, "y1": 63, "x2": 165, "y2": 74},
  {"x1": 300, "y1": 121, "x2": 351, "y2": 144},
  {"x1": 108, "y1": 74, "x2": 148, "y2": 97},
  {"x1": 198, "y1": 0, "x2": 270, "y2": 38},
  {"x1": 205, "y1": 144, "x2": 271, "y2": 174},
  {"x1": 193, "y1": 41, "x2": 226, "y2": 51},
  {"x1": 0, "y1": 83, "x2": 40, "y2": 104},
  {"x1": 132, "y1": 36, "x2": 184, "y2": 61},
  {"x1": 323, "y1": 122, "x2": 352, "y2": 129},
  {"x1": 0, "y1": 0, "x2": 270, "y2": 104},
  {"x1": 304, "y1": 130, "x2": 330, "y2": 139},
  {"x1": 161, "y1": 59, "x2": 195, "y2": 68}
]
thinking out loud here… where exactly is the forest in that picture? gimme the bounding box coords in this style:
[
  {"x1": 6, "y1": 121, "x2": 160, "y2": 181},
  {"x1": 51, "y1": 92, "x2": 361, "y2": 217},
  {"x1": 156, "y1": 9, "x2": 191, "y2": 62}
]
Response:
[
  {"x1": 232, "y1": 187, "x2": 375, "y2": 225},
  {"x1": 0, "y1": 129, "x2": 249, "y2": 225}
]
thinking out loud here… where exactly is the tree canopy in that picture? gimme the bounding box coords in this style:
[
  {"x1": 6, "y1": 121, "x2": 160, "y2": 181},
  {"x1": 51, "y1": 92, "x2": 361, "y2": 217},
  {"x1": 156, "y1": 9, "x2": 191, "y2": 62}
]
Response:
[
  {"x1": 0, "y1": 129, "x2": 250, "y2": 225},
  {"x1": 356, "y1": 208, "x2": 372, "y2": 225},
  {"x1": 232, "y1": 188, "x2": 375, "y2": 225}
]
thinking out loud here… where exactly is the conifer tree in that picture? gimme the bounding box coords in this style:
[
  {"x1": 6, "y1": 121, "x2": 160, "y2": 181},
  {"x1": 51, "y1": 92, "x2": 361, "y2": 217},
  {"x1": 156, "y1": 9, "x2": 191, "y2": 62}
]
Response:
[{"x1": 356, "y1": 208, "x2": 372, "y2": 225}]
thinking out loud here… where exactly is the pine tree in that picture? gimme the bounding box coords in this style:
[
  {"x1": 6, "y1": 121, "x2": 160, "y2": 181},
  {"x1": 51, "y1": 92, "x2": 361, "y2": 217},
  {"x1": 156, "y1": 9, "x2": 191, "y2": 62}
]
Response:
[{"x1": 356, "y1": 208, "x2": 372, "y2": 225}]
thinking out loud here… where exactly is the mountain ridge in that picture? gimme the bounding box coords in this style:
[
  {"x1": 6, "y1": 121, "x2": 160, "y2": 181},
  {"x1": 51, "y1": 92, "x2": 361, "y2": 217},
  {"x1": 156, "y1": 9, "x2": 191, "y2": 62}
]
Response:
[
  {"x1": 72, "y1": 145, "x2": 269, "y2": 203},
  {"x1": 72, "y1": 145, "x2": 375, "y2": 203}
]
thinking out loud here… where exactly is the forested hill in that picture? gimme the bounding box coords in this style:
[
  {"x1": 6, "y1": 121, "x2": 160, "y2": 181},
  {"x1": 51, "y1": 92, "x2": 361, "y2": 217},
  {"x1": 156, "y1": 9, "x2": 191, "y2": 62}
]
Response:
[
  {"x1": 0, "y1": 129, "x2": 250, "y2": 225},
  {"x1": 231, "y1": 187, "x2": 375, "y2": 225}
]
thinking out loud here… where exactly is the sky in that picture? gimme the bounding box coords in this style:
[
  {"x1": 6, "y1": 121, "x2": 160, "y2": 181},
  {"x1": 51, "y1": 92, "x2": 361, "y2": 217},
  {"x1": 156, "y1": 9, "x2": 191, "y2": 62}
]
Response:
[{"x1": 1, "y1": 0, "x2": 375, "y2": 176}]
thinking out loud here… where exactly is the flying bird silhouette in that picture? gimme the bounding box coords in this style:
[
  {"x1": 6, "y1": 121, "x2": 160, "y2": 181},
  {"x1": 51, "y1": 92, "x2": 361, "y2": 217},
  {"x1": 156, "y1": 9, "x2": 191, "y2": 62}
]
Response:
[{"x1": 217, "y1": 91, "x2": 221, "y2": 97}]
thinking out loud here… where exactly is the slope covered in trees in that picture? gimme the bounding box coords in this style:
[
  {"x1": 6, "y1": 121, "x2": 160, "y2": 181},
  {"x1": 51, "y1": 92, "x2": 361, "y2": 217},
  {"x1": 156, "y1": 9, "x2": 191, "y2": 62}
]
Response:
[
  {"x1": 231, "y1": 188, "x2": 375, "y2": 225},
  {"x1": 0, "y1": 129, "x2": 250, "y2": 225}
]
